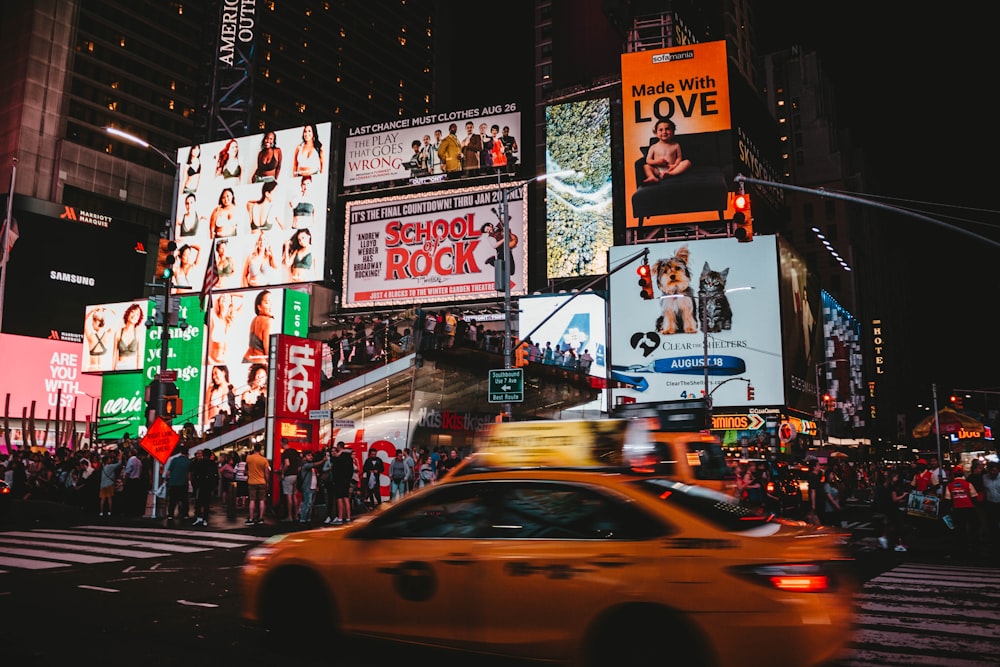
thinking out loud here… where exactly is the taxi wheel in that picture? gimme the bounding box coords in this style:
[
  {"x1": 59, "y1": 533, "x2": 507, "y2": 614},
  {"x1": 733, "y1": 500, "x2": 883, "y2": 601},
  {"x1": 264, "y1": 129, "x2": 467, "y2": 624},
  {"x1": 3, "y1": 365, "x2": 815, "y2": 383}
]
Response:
[
  {"x1": 585, "y1": 605, "x2": 715, "y2": 667},
  {"x1": 259, "y1": 567, "x2": 337, "y2": 648}
]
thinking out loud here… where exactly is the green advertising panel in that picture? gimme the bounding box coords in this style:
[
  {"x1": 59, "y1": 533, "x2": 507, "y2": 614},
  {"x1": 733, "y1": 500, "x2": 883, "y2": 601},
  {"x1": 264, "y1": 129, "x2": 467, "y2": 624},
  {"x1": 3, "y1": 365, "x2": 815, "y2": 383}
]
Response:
[
  {"x1": 145, "y1": 294, "x2": 206, "y2": 428},
  {"x1": 283, "y1": 289, "x2": 310, "y2": 336},
  {"x1": 96, "y1": 372, "x2": 146, "y2": 442}
]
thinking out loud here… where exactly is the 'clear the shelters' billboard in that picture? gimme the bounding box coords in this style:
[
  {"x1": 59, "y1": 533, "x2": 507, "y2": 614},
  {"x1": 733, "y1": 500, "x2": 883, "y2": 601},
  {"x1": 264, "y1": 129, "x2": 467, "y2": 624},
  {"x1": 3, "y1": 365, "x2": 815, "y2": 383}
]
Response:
[
  {"x1": 608, "y1": 237, "x2": 783, "y2": 408},
  {"x1": 171, "y1": 122, "x2": 332, "y2": 292},
  {"x1": 621, "y1": 41, "x2": 735, "y2": 228},
  {"x1": 343, "y1": 184, "x2": 529, "y2": 308},
  {"x1": 343, "y1": 103, "x2": 522, "y2": 188}
]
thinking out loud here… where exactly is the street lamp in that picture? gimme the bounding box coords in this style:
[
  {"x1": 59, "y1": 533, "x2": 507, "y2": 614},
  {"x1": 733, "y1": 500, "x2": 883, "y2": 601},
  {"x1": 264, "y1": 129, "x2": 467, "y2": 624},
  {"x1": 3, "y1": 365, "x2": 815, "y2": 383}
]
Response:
[
  {"x1": 815, "y1": 358, "x2": 846, "y2": 447},
  {"x1": 496, "y1": 168, "x2": 575, "y2": 419},
  {"x1": 106, "y1": 127, "x2": 180, "y2": 519}
]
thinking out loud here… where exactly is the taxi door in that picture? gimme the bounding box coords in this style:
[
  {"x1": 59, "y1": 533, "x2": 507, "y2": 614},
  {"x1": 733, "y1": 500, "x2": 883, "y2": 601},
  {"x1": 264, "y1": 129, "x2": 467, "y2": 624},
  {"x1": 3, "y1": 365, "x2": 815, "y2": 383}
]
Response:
[
  {"x1": 474, "y1": 481, "x2": 664, "y2": 659},
  {"x1": 334, "y1": 482, "x2": 488, "y2": 649}
]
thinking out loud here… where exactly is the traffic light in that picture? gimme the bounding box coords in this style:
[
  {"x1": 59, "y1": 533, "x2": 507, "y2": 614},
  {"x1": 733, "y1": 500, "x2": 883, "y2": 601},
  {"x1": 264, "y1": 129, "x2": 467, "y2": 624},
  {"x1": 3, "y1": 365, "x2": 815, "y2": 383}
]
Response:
[
  {"x1": 747, "y1": 385, "x2": 755, "y2": 401},
  {"x1": 823, "y1": 393, "x2": 832, "y2": 410},
  {"x1": 156, "y1": 238, "x2": 177, "y2": 280},
  {"x1": 514, "y1": 340, "x2": 528, "y2": 367},
  {"x1": 163, "y1": 395, "x2": 182, "y2": 418},
  {"x1": 732, "y1": 192, "x2": 753, "y2": 242},
  {"x1": 637, "y1": 262, "x2": 655, "y2": 300},
  {"x1": 951, "y1": 394, "x2": 964, "y2": 410}
]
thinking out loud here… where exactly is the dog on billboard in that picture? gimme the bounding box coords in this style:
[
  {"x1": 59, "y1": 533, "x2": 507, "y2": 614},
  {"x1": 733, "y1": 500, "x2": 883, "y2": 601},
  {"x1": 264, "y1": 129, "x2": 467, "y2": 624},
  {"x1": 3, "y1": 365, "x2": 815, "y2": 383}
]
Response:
[{"x1": 653, "y1": 244, "x2": 698, "y2": 335}]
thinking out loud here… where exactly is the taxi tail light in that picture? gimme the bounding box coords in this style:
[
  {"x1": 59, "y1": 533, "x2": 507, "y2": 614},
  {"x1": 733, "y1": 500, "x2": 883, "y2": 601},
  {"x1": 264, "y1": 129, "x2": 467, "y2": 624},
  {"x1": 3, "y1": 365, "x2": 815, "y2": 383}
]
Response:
[
  {"x1": 728, "y1": 563, "x2": 839, "y2": 593},
  {"x1": 0, "y1": 484, "x2": 9, "y2": 495}
]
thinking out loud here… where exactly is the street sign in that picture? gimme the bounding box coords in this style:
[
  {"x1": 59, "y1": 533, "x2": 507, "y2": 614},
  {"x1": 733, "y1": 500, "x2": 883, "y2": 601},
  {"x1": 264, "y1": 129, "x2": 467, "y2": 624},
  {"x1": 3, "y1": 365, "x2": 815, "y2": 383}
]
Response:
[
  {"x1": 309, "y1": 409, "x2": 332, "y2": 420},
  {"x1": 160, "y1": 370, "x2": 178, "y2": 382},
  {"x1": 488, "y1": 368, "x2": 524, "y2": 403},
  {"x1": 140, "y1": 417, "x2": 180, "y2": 465}
]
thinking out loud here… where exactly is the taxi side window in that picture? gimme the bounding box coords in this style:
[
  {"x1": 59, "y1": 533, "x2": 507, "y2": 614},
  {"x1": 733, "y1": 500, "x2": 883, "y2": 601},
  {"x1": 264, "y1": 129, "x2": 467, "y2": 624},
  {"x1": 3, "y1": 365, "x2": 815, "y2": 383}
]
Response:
[
  {"x1": 488, "y1": 482, "x2": 668, "y2": 540},
  {"x1": 361, "y1": 483, "x2": 493, "y2": 539}
]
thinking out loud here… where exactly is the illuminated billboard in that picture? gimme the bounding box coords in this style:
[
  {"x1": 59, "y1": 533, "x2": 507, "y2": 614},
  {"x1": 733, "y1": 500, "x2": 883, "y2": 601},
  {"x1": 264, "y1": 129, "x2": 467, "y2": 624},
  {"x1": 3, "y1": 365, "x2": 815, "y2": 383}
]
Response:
[
  {"x1": 264, "y1": 334, "x2": 324, "y2": 463},
  {"x1": 81, "y1": 300, "x2": 150, "y2": 373},
  {"x1": 2, "y1": 196, "x2": 151, "y2": 342},
  {"x1": 343, "y1": 184, "x2": 529, "y2": 308},
  {"x1": 821, "y1": 291, "x2": 866, "y2": 437},
  {"x1": 0, "y1": 334, "x2": 104, "y2": 435},
  {"x1": 343, "y1": 103, "x2": 522, "y2": 188},
  {"x1": 608, "y1": 237, "x2": 783, "y2": 407},
  {"x1": 171, "y1": 122, "x2": 332, "y2": 292},
  {"x1": 621, "y1": 41, "x2": 735, "y2": 228},
  {"x1": 545, "y1": 98, "x2": 613, "y2": 278},
  {"x1": 202, "y1": 287, "x2": 310, "y2": 432}
]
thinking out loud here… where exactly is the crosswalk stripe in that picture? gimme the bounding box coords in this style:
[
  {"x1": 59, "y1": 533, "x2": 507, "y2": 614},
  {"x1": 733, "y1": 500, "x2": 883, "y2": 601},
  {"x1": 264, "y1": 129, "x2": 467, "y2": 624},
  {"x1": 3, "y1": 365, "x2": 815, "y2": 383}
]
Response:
[
  {"x1": 72, "y1": 525, "x2": 266, "y2": 543},
  {"x1": 29, "y1": 528, "x2": 258, "y2": 550},
  {"x1": 0, "y1": 546, "x2": 121, "y2": 565},
  {"x1": 1, "y1": 531, "x2": 210, "y2": 553},
  {"x1": 0, "y1": 537, "x2": 172, "y2": 559},
  {"x1": 0, "y1": 556, "x2": 68, "y2": 570}
]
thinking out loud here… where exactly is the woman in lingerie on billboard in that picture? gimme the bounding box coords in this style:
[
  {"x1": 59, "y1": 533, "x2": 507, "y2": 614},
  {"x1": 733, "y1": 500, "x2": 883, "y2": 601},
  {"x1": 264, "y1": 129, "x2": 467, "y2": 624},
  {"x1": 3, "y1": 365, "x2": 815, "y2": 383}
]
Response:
[
  {"x1": 282, "y1": 228, "x2": 314, "y2": 282},
  {"x1": 182, "y1": 144, "x2": 202, "y2": 194},
  {"x1": 205, "y1": 364, "x2": 235, "y2": 430},
  {"x1": 210, "y1": 187, "x2": 240, "y2": 239},
  {"x1": 292, "y1": 123, "x2": 324, "y2": 177},
  {"x1": 215, "y1": 138, "x2": 243, "y2": 182},
  {"x1": 247, "y1": 180, "x2": 284, "y2": 236},
  {"x1": 251, "y1": 131, "x2": 282, "y2": 183},
  {"x1": 177, "y1": 192, "x2": 204, "y2": 238},
  {"x1": 242, "y1": 232, "x2": 279, "y2": 288},
  {"x1": 287, "y1": 174, "x2": 315, "y2": 229},
  {"x1": 207, "y1": 292, "x2": 242, "y2": 366},
  {"x1": 213, "y1": 238, "x2": 237, "y2": 289},
  {"x1": 240, "y1": 363, "x2": 268, "y2": 420},
  {"x1": 112, "y1": 303, "x2": 144, "y2": 371},
  {"x1": 174, "y1": 243, "x2": 201, "y2": 289},
  {"x1": 84, "y1": 306, "x2": 112, "y2": 372},
  {"x1": 243, "y1": 290, "x2": 273, "y2": 364}
]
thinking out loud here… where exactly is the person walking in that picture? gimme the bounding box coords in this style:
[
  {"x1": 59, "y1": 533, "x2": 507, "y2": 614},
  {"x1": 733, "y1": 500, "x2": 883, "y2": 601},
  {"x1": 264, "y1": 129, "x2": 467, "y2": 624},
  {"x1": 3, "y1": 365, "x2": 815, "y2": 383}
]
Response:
[
  {"x1": 388, "y1": 450, "x2": 408, "y2": 501},
  {"x1": 944, "y1": 465, "x2": 979, "y2": 556},
  {"x1": 121, "y1": 446, "x2": 146, "y2": 516},
  {"x1": 982, "y1": 461, "x2": 1000, "y2": 546},
  {"x1": 98, "y1": 449, "x2": 122, "y2": 517},
  {"x1": 163, "y1": 445, "x2": 191, "y2": 524},
  {"x1": 362, "y1": 448, "x2": 383, "y2": 510}
]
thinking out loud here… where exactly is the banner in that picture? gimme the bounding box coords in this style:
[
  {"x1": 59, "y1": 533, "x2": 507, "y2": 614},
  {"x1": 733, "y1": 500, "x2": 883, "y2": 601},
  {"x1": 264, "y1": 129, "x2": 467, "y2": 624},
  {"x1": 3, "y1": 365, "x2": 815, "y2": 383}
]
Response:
[{"x1": 343, "y1": 184, "x2": 528, "y2": 307}]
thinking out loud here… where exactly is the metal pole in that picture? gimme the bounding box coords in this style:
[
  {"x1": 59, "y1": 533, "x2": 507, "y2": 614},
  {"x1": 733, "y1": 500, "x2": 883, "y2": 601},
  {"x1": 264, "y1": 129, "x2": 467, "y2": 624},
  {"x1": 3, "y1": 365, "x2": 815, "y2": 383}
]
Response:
[
  {"x1": 932, "y1": 383, "x2": 943, "y2": 466},
  {"x1": 0, "y1": 157, "x2": 18, "y2": 335},
  {"x1": 815, "y1": 363, "x2": 823, "y2": 447},
  {"x1": 501, "y1": 180, "x2": 512, "y2": 420},
  {"x1": 702, "y1": 287, "x2": 710, "y2": 420}
]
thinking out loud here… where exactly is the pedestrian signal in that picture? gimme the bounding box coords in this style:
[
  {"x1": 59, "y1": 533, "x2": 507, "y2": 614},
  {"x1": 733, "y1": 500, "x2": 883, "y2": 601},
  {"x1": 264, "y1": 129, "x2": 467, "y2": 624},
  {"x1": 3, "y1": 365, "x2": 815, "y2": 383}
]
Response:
[{"x1": 637, "y1": 263, "x2": 655, "y2": 300}]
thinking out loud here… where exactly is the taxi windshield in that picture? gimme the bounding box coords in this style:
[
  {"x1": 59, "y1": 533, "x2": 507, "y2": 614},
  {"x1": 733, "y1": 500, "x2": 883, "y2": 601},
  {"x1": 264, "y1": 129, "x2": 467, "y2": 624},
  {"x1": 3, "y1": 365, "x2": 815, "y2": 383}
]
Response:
[{"x1": 631, "y1": 478, "x2": 777, "y2": 532}]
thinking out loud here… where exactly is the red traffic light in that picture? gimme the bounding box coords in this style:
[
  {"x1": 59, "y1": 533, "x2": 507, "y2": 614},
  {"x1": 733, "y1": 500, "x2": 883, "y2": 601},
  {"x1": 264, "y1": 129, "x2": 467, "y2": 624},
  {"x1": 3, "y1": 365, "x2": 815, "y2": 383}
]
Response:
[
  {"x1": 733, "y1": 193, "x2": 750, "y2": 212},
  {"x1": 637, "y1": 263, "x2": 655, "y2": 300}
]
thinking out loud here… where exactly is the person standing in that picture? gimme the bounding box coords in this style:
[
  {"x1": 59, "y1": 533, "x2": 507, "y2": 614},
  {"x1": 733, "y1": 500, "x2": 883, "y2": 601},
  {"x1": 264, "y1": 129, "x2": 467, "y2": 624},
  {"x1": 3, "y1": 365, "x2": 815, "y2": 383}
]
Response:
[
  {"x1": 327, "y1": 442, "x2": 355, "y2": 524},
  {"x1": 190, "y1": 449, "x2": 219, "y2": 526},
  {"x1": 442, "y1": 310, "x2": 458, "y2": 349},
  {"x1": 944, "y1": 465, "x2": 979, "y2": 555},
  {"x1": 98, "y1": 449, "x2": 122, "y2": 517},
  {"x1": 460, "y1": 121, "x2": 482, "y2": 175},
  {"x1": 245, "y1": 442, "x2": 270, "y2": 525},
  {"x1": 163, "y1": 445, "x2": 191, "y2": 524},
  {"x1": 363, "y1": 448, "x2": 383, "y2": 509},
  {"x1": 122, "y1": 446, "x2": 146, "y2": 517},
  {"x1": 388, "y1": 450, "x2": 408, "y2": 501},
  {"x1": 280, "y1": 443, "x2": 301, "y2": 522},
  {"x1": 436, "y1": 123, "x2": 462, "y2": 174},
  {"x1": 981, "y1": 461, "x2": 1000, "y2": 546},
  {"x1": 297, "y1": 450, "x2": 318, "y2": 525}
]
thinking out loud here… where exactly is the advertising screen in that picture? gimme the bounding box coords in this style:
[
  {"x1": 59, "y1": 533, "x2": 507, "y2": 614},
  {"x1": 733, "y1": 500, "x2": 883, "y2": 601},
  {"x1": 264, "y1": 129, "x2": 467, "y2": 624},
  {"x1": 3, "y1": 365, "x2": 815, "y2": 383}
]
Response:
[
  {"x1": 821, "y1": 291, "x2": 866, "y2": 437},
  {"x1": 343, "y1": 103, "x2": 522, "y2": 188},
  {"x1": 144, "y1": 294, "x2": 206, "y2": 429},
  {"x1": 81, "y1": 299, "x2": 150, "y2": 373},
  {"x1": 2, "y1": 196, "x2": 151, "y2": 341},
  {"x1": 202, "y1": 287, "x2": 310, "y2": 432},
  {"x1": 620, "y1": 41, "x2": 736, "y2": 228},
  {"x1": 545, "y1": 98, "x2": 614, "y2": 278},
  {"x1": 171, "y1": 122, "x2": 332, "y2": 293},
  {"x1": 609, "y1": 237, "x2": 784, "y2": 408},
  {"x1": 0, "y1": 334, "x2": 104, "y2": 435},
  {"x1": 343, "y1": 184, "x2": 529, "y2": 308},
  {"x1": 94, "y1": 372, "x2": 146, "y2": 442}
]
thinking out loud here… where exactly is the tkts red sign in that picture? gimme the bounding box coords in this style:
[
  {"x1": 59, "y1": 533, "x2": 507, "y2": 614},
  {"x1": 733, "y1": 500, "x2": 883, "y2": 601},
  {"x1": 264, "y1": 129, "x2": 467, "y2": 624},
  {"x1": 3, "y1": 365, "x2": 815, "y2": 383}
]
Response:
[{"x1": 273, "y1": 334, "x2": 322, "y2": 419}]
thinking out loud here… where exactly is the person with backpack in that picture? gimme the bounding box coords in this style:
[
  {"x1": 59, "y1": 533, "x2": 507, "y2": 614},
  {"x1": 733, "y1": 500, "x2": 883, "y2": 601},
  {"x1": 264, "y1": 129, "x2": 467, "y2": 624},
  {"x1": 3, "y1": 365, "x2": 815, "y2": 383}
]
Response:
[{"x1": 416, "y1": 452, "x2": 436, "y2": 489}]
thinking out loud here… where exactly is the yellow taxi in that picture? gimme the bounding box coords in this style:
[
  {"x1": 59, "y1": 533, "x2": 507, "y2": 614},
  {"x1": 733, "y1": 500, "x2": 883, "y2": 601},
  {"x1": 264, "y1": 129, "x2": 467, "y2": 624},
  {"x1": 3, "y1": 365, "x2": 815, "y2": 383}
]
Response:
[{"x1": 242, "y1": 419, "x2": 858, "y2": 667}]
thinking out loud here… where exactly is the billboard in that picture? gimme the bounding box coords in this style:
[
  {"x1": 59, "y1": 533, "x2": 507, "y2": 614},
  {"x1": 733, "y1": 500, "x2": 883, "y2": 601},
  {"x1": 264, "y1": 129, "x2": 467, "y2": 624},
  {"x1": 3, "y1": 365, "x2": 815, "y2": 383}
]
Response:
[
  {"x1": 343, "y1": 103, "x2": 522, "y2": 188},
  {"x1": 545, "y1": 98, "x2": 614, "y2": 278},
  {"x1": 81, "y1": 299, "x2": 150, "y2": 373},
  {"x1": 0, "y1": 334, "x2": 104, "y2": 428},
  {"x1": 609, "y1": 237, "x2": 783, "y2": 407},
  {"x1": 343, "y1": 184, "x2": 529, "y2": 308},
  {"x1": 1, "y1": 196, "x2": 151, "y2": 341},
  {"x1": 821, "y1": 291, "x2": 866, "y2": 437},
  {"x1": 776, "y1": 236, "x2": 824, "y2": 415},
  {"x1": 94, "y1": 372, "x2": 146, "y2": 442},
  {"x1": 621, "y1": 41, "x2": 735, "y2": 228},
  {"x1": 171, "y1": 122, "x2": 332, "y2": 292},
  {"x1": 202, "y1": 287, "x2": 310, "y2": 432},
  {"x1": 264, "y1": 334, "x2": 323, "y2": 465}
]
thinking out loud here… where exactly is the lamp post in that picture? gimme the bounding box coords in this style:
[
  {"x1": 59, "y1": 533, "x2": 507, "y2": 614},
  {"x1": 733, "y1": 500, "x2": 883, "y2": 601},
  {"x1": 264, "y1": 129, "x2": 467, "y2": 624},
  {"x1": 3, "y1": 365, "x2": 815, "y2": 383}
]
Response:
[
  {"x1": 815, "y1": 358, "x2": 846, "y2": 448},
  {"x1": 106, "y1": 127, "x2": 180, "y2": 519},
  {"x1": 496, "y1": 168, "x2": 575, "y2": 419}
]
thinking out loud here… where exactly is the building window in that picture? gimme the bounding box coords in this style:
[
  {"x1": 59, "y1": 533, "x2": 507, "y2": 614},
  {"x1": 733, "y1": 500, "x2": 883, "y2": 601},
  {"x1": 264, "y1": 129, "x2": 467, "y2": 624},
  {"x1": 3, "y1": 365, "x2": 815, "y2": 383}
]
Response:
[
  {"x1": 803, "y1": 203, "x2": 814, "y2": 223},
  {"x1": 825, "y1": 199, "x2": 836, "y2": 221}
]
